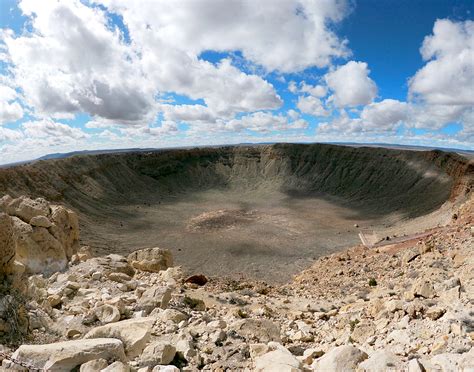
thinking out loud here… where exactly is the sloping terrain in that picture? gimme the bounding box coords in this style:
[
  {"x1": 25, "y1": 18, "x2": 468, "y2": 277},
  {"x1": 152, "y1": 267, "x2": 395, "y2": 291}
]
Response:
[{"x1": 0, "y1": 144, "x2": 471, "y2": 282}]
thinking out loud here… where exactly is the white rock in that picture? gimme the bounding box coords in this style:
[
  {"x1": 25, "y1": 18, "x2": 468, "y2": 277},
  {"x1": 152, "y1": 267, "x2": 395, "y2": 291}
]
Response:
[
  {"x1": 357, "y1": 350, "x2": 402, "y2": 371},
  {"x1": 11, "y1": 338, "x2": 126, "y2": 372},
  {"x1": 29, "y1": 215, "x2": 52, "y2": 228},
  {"x1": 312, "y1": 345, "x2": 368, "y2": 371},
  {"x1": 160, "y1": 309, "x2": 188, "y2": 323},
  {"x1": 84, "y1": 317, "x2": 155, "y2": 358},
  {"x1": 101, "y1": 361, "x2": 130, "y2": 372},
  {"x1": 80, "y1": 359, "x2": 108, "y2": 372},
  {"x1": 254, "y1": 347, "x2": 302, "y2": 372},
  {"x1": 137, "y1": 286, "x2": 172, "y2": 314},
  {"x1": 96, "y1": 305, "x2": 121, "y2": 324},
  {"x1": 152, "y1": 366, "x2": 179, "y2": 372},
  {"x1": 140, "y1": 341, "x2": 176, "y2": 367}
]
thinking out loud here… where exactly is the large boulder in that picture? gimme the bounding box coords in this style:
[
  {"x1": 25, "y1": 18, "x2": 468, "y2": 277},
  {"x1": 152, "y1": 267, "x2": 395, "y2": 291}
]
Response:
[
  {"x1": 254, "y1": 346, "x2": 302, "y2": 372},
  {"x1": 137, "y1": 286, "x2": 172, "y2": 315},
  {"x1": 140, "y1": 341, "x2": 176, "y2": 367},
  {"x1": 312, "y1": 345, "x2": 368, "y2": 371},
  {"x1": 84, "y1": 317, "x2": 156, "y2": 358},
  {"x1": 1, "y1": 196, "x2": 80, "y2": 275},
  {"x1": 6, "y1": 338, "x2": 126, "y2": 372},
  {"x1": 357, "y1": 350, "x2": 402, "y2": 371},
  {"x1": 127, "y1": 247, "x2": 173, "y2": 273},
  {"x1": 11, "y1": 217, "x2": 67, "y2": 274},
  {"x1": 6, "y1": 196, "x2": 50, "y2": 223},
  {"x1": 232, "y1": 319, "x2": 281, "y2": 343}
]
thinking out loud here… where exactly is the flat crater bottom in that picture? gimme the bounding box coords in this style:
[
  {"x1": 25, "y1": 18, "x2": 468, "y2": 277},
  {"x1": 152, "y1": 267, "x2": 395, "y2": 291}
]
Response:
[{"x1": 81, "y1": 188, "x2": 398, "y2": 283}]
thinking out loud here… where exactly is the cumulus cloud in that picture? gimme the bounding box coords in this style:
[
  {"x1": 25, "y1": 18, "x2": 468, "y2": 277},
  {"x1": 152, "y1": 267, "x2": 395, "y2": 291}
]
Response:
[
  {"x1": 297, "y1": 95, "x2": 329, "y2": 117},
  {"x1": 325, "y1": 61, "x2": 377, "y2": 107},
  {"x1": 99, "y1": 0, "x2": 350, "y2": 73},
  {"x1": 409, "y1": 19, "x2": 474, "y2": 106},
  {"x1": 0, "y1": 84, "x2": 23, "y2": 125},
  {"x1": 0, "y1": 127, "x2": 22, "y2": 141},
  {"x1": 361, "y1": 99, "x2": 408, "y2": 130},
  {"x1": 161, "y1": 104, "x2": 217, "y2": 124},
  {"x1": 2, "y1": 0, "x2": 155, "y2": 123},
  {"x1": 226, "y1": 112, "x2": 308, "y2": 133},
  {"x1": 407, "y1": 104, "x2": 469, "y2": 130},
  {"x1": 318, "y1": 99, "x2": 407, "y2": 134},
  {"x1": 22, "y1": 119, "x2": 88, "y2": 139},
  {"x1": 2, "y1": 0, "x2": 287, "y2": 125}
]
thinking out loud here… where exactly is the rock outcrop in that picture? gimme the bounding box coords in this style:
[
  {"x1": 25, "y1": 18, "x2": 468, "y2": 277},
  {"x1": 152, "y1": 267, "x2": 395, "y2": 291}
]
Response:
[{"x1": 0, "y1": 195, "x2": 79, "y2": 274}]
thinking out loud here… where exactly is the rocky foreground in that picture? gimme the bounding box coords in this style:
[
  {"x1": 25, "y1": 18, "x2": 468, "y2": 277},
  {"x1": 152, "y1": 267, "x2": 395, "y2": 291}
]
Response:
[{"x1": 0, "y1": 195, "x2": 473, "y2": 371}]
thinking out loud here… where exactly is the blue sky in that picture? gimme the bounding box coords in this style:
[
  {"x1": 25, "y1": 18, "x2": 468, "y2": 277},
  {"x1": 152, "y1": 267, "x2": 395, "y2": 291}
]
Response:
[{"x1": 0, "y1": 0, "x2": 473, "y2": 164}]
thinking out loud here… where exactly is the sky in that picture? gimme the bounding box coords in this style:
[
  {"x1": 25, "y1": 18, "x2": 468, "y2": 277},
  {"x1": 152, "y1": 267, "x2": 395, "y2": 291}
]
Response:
[{"x1": 0, "y1": 0, "x2": 473, "y2": 164}]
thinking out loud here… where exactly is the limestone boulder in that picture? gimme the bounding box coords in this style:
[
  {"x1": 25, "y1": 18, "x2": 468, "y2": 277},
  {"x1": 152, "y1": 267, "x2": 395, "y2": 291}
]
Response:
[
  {"x1": 101, "y1": 361, "x2": 130, "y2": 372},
  {"x1": 84, "y1": 317, "x2": 156, "y2": 357},
  {"x1": 29, "y1": 215, "x2": 53, "y2": 228},
  {"x1": 233, "y1": 319, "x2": 281, "y2": 343},
  {"x1": 411, "y1": 278, "x2": 435, "y2": 299},
  {"x1": 0, "y1": 195, "x2": 13, "y2": 212},
  {"x1": 96, "y1": 304, "x2": 121, "y2": 324},
  {"x1": 49, "y1": 205, "x2": 80, "y2": 260},
  {"x1": 137, "y1": 286, "x2": 172, "y2": 314},
  {"x1": 128, "y1": 247, "x2": 173, "y2": 273},
  {"x1": 80, "y1": 359, "x2": 109, "y2": 372},
  {"x1": 254, "y1": 345, "x2": 302, "y2": 372},
  {"x1": 140, "y1": 341, "x2": 176, "y2": 367},
  {"x1": 11, "y1": 217, "x2": 68, "y2": 274},
  {"x1": 357, "y1": 350, "x2": 402, "y2": 371},
  {"x1": 87, "y1": 254, "x2": 135, "y2": 277},
  {"x1": 9, "y1": 338, "x2": 126, "y2": 372},
  {"x1": 7, "y1": 196, "x2": 49, "y2": 223},
  {"x1": 312, "y1": 345, "x2": 368, "y2": 371},
  {"x1": 2, "y1": 196, "x2": 80, "y2": 275}
]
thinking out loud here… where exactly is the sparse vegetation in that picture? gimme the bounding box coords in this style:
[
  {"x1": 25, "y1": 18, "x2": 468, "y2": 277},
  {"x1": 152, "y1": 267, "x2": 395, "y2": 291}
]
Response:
[
  {"x1": 368, "y1": 278, "x2": 377, "y2": 287},
  {"x1": 0, "y1": 284, "x2": 29, "y2": 346},
  {"x1": 349, "y1": 319, "x2": 360, "y2": 332}
]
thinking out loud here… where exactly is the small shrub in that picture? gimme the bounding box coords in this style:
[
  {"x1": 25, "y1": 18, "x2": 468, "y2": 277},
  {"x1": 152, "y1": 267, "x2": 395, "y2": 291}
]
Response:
[
  {"x1": 349, "y1": 319, "x2": 360, "y2": 332},
  {"x1": 368, "y1": 278, "x2": 377, "y2": 287}
]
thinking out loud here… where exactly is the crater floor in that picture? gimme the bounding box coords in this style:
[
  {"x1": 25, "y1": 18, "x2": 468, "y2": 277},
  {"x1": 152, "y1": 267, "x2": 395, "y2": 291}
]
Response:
[{"x1": 81, "y1": 188, "x2": 422, "y2": 283}]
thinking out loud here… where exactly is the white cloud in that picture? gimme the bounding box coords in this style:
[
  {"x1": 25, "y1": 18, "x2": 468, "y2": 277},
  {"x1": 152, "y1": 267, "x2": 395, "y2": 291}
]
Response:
[
  {"x1": 318, "y1": 99, "x2": 407, "y2": 134},
  {"x1": 99, "y1": 0, "x2": 350, "y2": 73},
  {"x1": 297, "y1": 95, "x2": 329, "y2": 117},
  {"x1": 147, "y1": 121, "x2": 179, "y2": 137},
  {"x1": 2, "y1": 0, "x2": 155, "y2": 123},
  {"x1": 226, "y1": 112, "x2": 308, "y2": 133},
  {"x1": 325, "y1": 61, "x2": 377, "y2": 107},
  {"x1": 161, "y1": 104, "x2": 217, "y2": 123},
  {"x1": 300, "y1": 82, "x2": 327, "y2": 97},
  {"x1": 2, "y1": 0, "x2": 285, "y2": 124},
  {"x1": 409, "y1": 19, "x2": 474, "y2": 106},
  {"x1": 407, "y1": 104, "x2": 469, "y2": 130},
  {"x1": 0, "y1": 127, "x2": 23, "y2": 141},
  {"x1": 288, "y1": 81, "x2": 298, "y2": 94},
  {"x1": 361, "y1": 99, "x2": 408, "y2": 130},
  {"x1": 22, "y1": 119, "x2": 88, "y2": 139},
  {"x1": 0, "y1": 84, "x2": 24, "y2": 124}
]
